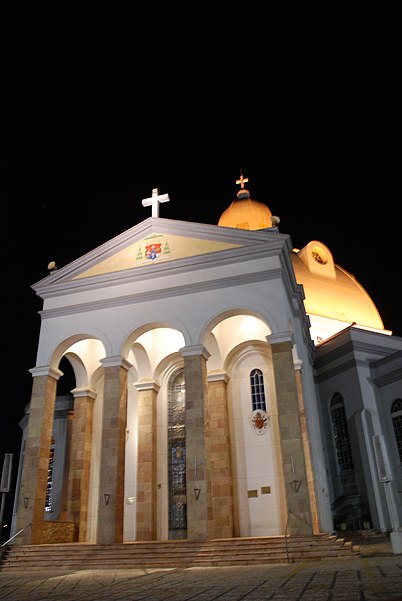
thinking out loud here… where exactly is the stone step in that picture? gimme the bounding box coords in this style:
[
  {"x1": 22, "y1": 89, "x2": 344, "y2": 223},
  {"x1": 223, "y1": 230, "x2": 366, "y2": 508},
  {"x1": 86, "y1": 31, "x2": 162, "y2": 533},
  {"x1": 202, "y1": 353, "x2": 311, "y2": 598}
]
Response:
[{"x1": 0, "y1": 535, "x2": 360, "y2": 572}]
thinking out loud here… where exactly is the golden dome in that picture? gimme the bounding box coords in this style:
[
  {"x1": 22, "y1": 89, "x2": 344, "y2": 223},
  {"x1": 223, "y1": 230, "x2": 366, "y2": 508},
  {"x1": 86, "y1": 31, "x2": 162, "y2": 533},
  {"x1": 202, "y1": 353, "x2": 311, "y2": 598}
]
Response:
[
  {"x1": 291, "y1": 241, "x2": 384, "y2": 331},
  {"x1": 218, "y1": 173, "x2": 274, "y2": 231},
  {"x1": 218, "y1": 174, "x2": 385, "y2": 337}
]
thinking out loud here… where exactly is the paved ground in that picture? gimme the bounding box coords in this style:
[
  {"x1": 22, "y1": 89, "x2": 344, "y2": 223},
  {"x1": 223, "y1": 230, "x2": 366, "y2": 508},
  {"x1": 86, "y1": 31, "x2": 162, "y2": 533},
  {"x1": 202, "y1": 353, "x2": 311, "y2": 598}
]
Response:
[{"x1": 0, "y1": 535, "x2": 401, "y2": 601}]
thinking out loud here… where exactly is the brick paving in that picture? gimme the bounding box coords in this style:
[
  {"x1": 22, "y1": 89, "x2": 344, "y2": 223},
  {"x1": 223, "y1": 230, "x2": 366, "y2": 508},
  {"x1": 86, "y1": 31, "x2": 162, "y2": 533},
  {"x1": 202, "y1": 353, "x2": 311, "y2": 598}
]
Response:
[{"x1": 1, "y1": 537, "x2": 401, "y2": 600}]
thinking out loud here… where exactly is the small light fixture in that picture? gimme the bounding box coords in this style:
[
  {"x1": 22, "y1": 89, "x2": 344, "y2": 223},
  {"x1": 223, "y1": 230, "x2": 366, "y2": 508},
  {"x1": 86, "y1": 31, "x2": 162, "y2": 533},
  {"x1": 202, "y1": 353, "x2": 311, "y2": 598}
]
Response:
[
  {"x1": 104, "y1": 493, "x2": 111, "y2": 506},
  {"x1": 24, "y1": 497, "x2": 29, "y2": 509},
  {"x1": 290, "y1": 479, "x2": 302, "y2": 493},
  {"x1": 194, "y1": 487, "x2": 201, "y2": 500}
]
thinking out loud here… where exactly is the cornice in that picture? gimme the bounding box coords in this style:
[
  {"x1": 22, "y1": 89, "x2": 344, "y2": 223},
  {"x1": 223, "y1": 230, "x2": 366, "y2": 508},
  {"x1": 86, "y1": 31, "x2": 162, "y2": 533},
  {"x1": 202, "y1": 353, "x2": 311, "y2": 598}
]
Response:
[
  {"x1": 29, "y1": 365, "x2": 64, "y2": 380},
  {"x1": 314, "y1": 358, "x2": 357, "y2": 382},
  {"x1": 33, "y1": 234, "x2": 290, "y2": 298},
  {"x1": 133, "y1": 380, "x2": 160, "y2": 393},
  {"x1": 100, "y1": 356, "x2": 133, "y2": 371},
  {"x1": 180, "y1": 345, "x2": 211, "y2": 360},
  {"x1": 371, "y1": 369, "x2": 402, "y2": 388},
  {"x1": 38, "y1": 269, "x2": 284, "y2": 319}
]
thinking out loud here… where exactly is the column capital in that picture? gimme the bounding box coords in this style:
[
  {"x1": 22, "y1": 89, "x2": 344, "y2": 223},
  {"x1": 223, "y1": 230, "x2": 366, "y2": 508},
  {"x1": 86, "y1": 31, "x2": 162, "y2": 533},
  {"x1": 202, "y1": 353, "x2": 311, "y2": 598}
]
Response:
[
  {"x1": 180, "y1": 345, "x2": 211, "y2": 360},
  {"x1": 29, "y1": 365, "x2": 64, "y2": 380},
  {"x1": 71, "y1": 387, "x2": 97, "y2": 399},
  {"x1": 267, "y1": 331, "x2": 295, "y2": 347},
  {"x1": 100, "y1": 356, "x2": 133, "y2": 371},
  {"x1": 133, "y1": 380, "x2": 160, "y2": 393},
  {"x1": 207, "y1": 371, "x2": 229, "y2": 383}
]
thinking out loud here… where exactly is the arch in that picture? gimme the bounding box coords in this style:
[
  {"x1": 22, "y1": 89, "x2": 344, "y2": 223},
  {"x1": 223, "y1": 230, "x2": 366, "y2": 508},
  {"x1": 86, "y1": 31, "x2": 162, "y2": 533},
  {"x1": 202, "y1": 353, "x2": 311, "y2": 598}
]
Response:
[
  {"x1": 120, "y1": 325, "x2": 186, "y2": 382},
  {"x1": 39, "y1": 330, "x2": 112, "y2": 369},
  {"x1": 59, "y1": 338, "x2": 107, "y2": 390},
  {"x1": 56, "y1": 357, "x2": 76, "y2": 395},
  {"x1": 194, "y1": 313, "x2": 272, "y2": 375},
  {"x1": 89, "y1": 364, "x2": 105, "y2": 393},
  {"x1": 154, "y1": 352, "x2": 184, "y2": 384},
  {"x1": 203, "y1": 332, "x2": 222, "y2": 372},
  {"x1": 62, "y1": 353, "x2": 87, "y2": 389},
  {"x1": 128, "y1": 343, "x2": 152, "y2": 380},
  {"x1": 121, "y1": 321, "x2": 191, "y2": 358},
  {"x1": 224, "y1": 340, "x2": 271, "y2": 376},
  {"x1": 199, "y1": 307, "x2": 275, "y2": 349}
]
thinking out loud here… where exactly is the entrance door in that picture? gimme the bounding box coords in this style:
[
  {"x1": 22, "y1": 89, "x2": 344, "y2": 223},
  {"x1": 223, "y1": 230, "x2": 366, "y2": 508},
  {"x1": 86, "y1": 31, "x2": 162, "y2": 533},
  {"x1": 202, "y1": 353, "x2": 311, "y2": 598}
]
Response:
[{"x1": 168, "y1": 370, "x2": 187, "y2": 539}]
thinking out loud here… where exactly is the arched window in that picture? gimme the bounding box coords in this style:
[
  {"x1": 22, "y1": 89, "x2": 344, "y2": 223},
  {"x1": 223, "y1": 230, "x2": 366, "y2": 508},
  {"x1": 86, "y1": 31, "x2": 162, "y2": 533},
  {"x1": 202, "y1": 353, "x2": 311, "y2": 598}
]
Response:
[
  {"x1": 330, "y1": 393, "x2": 359, "y2": 496},
  {"x1": 391, "y1": 399, "x2": 402, "y2": 463},
  {"x1": 250, "y1": 369, "x2": 266, "y2": 411}
]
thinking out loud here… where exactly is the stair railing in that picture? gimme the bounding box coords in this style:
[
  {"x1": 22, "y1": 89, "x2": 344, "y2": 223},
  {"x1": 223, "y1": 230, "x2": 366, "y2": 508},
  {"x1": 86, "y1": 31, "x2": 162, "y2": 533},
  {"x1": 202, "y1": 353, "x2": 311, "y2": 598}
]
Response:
[
  {"x1": 0, "y1": 523, "x2": 31, "y2": 570},
  {"x1": 284, "y1": 510, "x2": 312, "y2": 563}
]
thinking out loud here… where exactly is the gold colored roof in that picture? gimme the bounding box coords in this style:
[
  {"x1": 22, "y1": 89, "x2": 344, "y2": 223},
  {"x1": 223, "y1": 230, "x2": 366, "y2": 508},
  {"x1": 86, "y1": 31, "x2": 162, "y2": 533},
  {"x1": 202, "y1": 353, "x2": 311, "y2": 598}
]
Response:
[
  {"x1": 217, "y1": 176, "x2": 384, "y2": 332},
  {"x1": 291, "y1": 242, "x2": 384, "y2": 330},
  {"x1": 218, "y1": 177, "x2": 273, "y2": 230}
]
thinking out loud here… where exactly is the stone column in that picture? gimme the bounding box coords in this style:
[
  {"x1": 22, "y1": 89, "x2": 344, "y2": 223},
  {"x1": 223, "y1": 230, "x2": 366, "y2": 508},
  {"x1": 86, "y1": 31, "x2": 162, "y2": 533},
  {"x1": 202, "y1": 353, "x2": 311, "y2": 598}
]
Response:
[
  {"x1": 207, "y1": 372, "x2": 234, "y2": 539},
  {"x1": 134, "y1": 380, "x2": 159, "y2": 540},
  {"x1": 16, "y1": 366, "x2": 62, "y2": 544},
  {"x1": 66, "y1": 387, "x2": 96, "y2": 542},
  {"x1": 96, "y1": 356, "x2": 131, "y2": 544},
  {"x1": 181, "y1": 345, "x2": 212, "y2": 541},
  {"x1": 294, "y1": 363, "x2": 320, "y2": 533},
  {"x1": 268, "y1": 333, "x2": 313, "y2": 535}
]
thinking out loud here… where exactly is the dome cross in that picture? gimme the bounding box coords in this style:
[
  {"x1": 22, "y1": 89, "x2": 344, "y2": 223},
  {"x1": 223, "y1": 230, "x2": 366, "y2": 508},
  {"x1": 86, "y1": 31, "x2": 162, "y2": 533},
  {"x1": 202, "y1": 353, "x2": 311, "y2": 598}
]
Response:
[{"x1": 236, "y1": 171, "x2": 249, "y2": 189}]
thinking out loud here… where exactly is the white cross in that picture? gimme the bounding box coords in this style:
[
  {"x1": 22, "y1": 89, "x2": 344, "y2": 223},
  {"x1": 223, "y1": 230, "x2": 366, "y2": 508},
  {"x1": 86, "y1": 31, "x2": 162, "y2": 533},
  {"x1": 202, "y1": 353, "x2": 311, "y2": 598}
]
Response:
[{"x1": 142, "y1": 188, "x2": 170, "y2": 218}]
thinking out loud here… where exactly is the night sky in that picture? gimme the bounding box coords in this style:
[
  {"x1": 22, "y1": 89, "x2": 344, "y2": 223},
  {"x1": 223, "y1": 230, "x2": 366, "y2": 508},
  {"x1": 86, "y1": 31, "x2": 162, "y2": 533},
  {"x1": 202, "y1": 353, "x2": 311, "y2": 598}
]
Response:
[{"x1": 1, "y1": 13, "x2": 400, "y2": 536}]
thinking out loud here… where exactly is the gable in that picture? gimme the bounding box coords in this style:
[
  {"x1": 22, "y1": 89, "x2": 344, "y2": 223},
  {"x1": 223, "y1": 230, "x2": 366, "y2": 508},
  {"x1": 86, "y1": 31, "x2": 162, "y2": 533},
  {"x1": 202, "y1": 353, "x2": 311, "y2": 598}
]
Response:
[
  {"x1": 33, "y1": 217, "x2": 288, "y2": 296},
  {"x1": 74, "y1": 232, "x2": 240, "y2": 279}
]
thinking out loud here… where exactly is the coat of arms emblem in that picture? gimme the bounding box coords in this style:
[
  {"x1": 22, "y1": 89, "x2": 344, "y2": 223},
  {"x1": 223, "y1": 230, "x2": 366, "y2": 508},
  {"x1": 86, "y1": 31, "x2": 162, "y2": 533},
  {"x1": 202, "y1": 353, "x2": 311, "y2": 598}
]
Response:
[
  {"x1": 145, "y1": 242, "x2": 162, "y2": 261},
  {"x1": 249, "y1": 409, "x2": 270, "y2": 435}
]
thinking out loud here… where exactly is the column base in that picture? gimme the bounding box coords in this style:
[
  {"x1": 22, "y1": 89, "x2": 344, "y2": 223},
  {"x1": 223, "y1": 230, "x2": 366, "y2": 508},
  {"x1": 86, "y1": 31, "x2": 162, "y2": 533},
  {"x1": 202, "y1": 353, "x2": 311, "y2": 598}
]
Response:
[{"x1": 390, "y1": 531, "x2": 402, "y2": 554}]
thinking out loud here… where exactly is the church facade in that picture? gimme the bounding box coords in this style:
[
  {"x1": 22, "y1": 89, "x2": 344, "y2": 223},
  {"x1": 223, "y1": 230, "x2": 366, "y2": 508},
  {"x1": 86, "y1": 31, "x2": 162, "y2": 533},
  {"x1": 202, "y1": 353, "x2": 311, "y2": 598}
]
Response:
[{"x1": 11, "y1": 182, "x2": 402, "y2": 552}]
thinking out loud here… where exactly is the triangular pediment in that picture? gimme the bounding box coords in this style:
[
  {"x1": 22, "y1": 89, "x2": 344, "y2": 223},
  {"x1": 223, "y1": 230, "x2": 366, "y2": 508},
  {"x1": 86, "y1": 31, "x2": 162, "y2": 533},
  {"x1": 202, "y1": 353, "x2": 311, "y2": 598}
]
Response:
[
  {"x1": 74, "y1": 230, "x2": 240, "y2": 279},
  {"x1": 33, "y1": 218, "x2": 285, "y2": 295}
]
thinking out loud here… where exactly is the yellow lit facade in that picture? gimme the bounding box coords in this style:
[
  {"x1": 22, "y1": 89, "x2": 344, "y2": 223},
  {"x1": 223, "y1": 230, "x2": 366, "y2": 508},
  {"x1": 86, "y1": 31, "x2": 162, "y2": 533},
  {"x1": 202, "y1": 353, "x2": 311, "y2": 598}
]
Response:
[{"x1": 11, "y1": 175, "x2": 402, "y2": 554}]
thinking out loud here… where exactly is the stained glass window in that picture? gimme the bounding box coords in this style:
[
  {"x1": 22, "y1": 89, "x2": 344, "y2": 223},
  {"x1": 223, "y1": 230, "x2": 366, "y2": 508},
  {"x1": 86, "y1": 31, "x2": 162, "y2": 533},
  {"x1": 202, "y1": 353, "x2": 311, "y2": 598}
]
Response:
[
  {"x1": 45, "y1": 437, "x2": 55, "y2": 512},
  {"x1": 168, "y1": 370, "x2": 187, "y2": 538}
]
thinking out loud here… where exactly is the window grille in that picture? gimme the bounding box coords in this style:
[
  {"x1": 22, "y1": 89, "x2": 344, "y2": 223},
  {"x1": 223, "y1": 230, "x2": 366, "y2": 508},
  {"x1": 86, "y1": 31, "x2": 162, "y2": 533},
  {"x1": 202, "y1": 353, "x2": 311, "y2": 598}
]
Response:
[
  {"x1": 45, "y1": 437, "x2": 55, "y2": 512},
  {"x1": 330, "y1": 393, "x2": 359, "y2": 496},
  {"x1": 167, "y1": 370, "x2": 187, "y2": 538},
  {"x1": 391, "y1": 398, "x2": 402, "y2": 463},
  {"x1": 250, "y1": 369, "x2": 266, "y2": 411}
]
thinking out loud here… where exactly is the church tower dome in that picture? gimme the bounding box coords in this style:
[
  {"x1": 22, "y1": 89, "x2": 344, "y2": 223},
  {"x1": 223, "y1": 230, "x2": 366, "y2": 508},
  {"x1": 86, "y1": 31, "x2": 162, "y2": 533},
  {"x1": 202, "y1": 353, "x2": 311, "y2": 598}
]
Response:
[
  {"x1": 218, "y1": 172, "x2": 386, "y2": 339},
  {"x1": 218, "y1": 172, "x2": 275, "y2": 230}
]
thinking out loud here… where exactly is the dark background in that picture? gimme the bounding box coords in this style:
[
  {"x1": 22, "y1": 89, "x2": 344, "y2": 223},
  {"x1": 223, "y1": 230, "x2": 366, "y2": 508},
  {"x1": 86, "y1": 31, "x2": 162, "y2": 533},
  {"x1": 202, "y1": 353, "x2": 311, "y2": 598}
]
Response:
[{"x1": 1, "y1": 12, "x2": 400, "y2": 540}]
